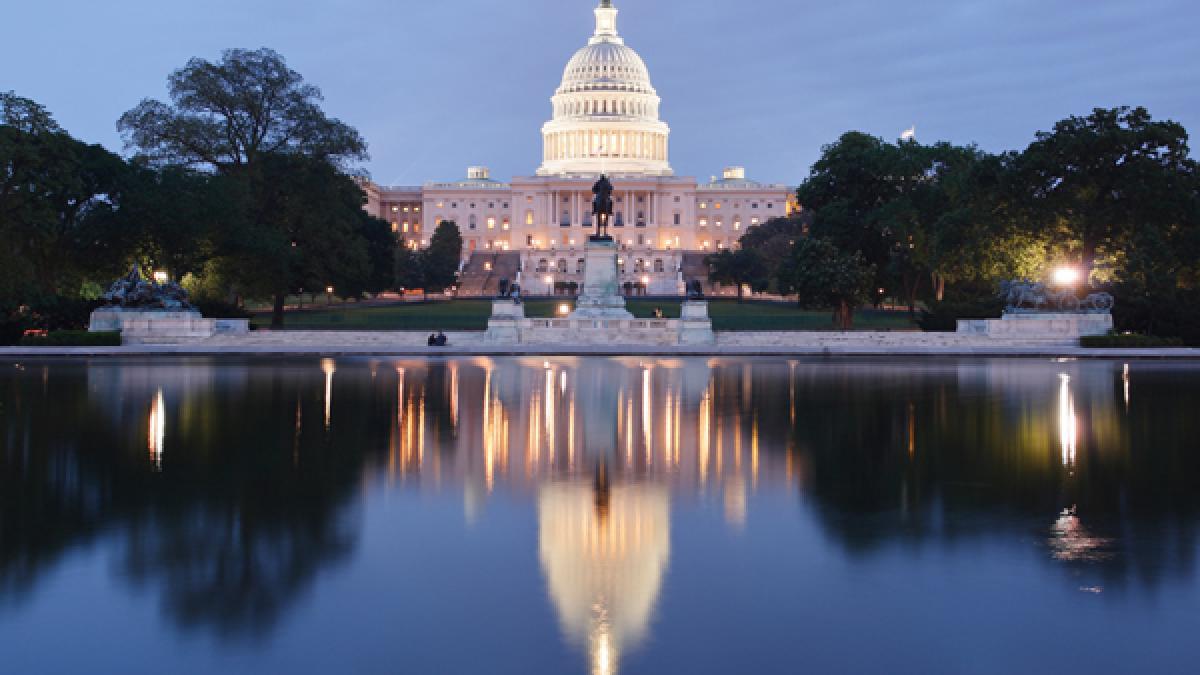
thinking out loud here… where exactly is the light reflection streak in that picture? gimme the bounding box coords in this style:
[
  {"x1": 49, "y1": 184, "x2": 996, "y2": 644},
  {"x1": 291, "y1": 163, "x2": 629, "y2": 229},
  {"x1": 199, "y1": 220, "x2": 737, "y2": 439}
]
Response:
[
  {"x1": 1058, "y1": 373, "x2": 1077, "y2": 467},
  {"x1": 148, "y1": 388, "x2": 165, "y2": 471},
  {"x1": 321, "y1": 358, "x2": 336, "y2": 429},
  {"x1": 1123, "y1": 363, "x2": 1130, "y2": 411},
  {"x1": 642, "y1": 367, "x2": 651, "y2": 466}
]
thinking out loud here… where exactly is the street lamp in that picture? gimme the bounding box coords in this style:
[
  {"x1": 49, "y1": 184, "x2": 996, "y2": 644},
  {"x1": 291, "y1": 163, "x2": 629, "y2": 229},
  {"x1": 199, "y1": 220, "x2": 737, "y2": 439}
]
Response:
[
  {"x1": 153, "y1": 270, "x2": 169, "y2": 284},
  {"x1": 1052, "y1": 266, "x2": 1080, "y2": 286},
  {"x1": 326, "y1": 285, "x2": 334, "y2": 305},
  {"x1": 557, "y1": 303, "x2": 570, "y2": 316}
]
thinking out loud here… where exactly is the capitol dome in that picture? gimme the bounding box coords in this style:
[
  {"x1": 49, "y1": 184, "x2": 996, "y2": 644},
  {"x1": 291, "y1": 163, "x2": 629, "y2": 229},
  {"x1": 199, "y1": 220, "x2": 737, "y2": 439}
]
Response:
[{"x1": 538, "y1": 1, "x2": 672, "y2": 176}]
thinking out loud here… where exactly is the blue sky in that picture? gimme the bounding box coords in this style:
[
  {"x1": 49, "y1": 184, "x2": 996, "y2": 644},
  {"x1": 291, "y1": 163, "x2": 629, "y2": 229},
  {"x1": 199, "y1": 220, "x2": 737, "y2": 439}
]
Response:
[{"x1": 5, "y1": 0, "x2": 1198, "y2": 186}]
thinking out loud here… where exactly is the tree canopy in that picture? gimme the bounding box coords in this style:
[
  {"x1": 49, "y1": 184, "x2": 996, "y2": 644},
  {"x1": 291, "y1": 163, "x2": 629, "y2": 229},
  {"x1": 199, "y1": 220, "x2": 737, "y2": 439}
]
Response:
[{"x1": 117, "y1": 48, "x2": 366, "y2": 172}]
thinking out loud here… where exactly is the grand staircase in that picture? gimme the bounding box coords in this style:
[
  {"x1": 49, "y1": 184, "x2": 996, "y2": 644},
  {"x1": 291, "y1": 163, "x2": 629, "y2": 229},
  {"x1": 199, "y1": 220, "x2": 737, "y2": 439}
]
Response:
[{"x1": 457, "y1": 252, "x2": 521, "y2": 297}]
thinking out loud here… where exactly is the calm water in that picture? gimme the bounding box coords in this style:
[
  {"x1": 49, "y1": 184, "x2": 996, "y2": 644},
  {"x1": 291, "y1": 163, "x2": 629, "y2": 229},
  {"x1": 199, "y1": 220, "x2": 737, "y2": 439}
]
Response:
[{"x1": 2, "y1": 356, "x2": 1200, "y2": 674}]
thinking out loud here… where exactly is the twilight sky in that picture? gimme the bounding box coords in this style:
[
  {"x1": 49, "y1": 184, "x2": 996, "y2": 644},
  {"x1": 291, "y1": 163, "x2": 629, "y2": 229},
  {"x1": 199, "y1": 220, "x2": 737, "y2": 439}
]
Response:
[{"x1": 5, "y1": 0, "x2": 1198, "y2": 186}]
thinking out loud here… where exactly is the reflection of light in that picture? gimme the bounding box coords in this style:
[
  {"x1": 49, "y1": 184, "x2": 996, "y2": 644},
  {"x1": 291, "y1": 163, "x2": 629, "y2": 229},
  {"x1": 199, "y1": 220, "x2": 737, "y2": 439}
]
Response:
[
  {"x1": 1050, "y1": 506, "x2": 1111, "y2": 562},
  {"x1": 699, "y1": 382, "x2": 712, "y2": 485},
  {"x1": 148, "y1": 388, "x2": 165, "y2": 471},
  {"x1": 322, "y1": 358, "x2": 336, "y2": 428},
  {"x1": 1058, "y1": 373, "x2": 1076, "y2": 467},
  {"x1": 724, "y1": 478, "x2": 746, "y2": 528},
  {"x1": 1122, "y1": 363, "x2": 1130, "y2": 411},
  {"x1": 642, "y1": 367, "x2": 651, "y2": 466},
  {"x1": 538, "y1": 482, "x2": 669, "y2": 675}
]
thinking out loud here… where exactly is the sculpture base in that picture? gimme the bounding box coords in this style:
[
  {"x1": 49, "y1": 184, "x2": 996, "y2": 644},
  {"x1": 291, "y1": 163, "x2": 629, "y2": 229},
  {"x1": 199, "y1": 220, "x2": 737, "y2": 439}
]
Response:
[
  {"x1": 570, "y1": 238, "x2": 632, "y2": 319},
  {"x1": 957, "y1": 312, "x2": 1113, "y2": 339},
  {"x1": 89, "y1": 307, "x2": 249, "y2": 344}
]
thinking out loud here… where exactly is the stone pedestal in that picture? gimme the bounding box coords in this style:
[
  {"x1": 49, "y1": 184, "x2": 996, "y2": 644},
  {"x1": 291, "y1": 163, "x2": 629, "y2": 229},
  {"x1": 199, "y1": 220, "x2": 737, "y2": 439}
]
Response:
[
  {"x1": 957, "y1": 312, "x2": 1113, "y2": 339},
  {"x1": 88, "y1": 307, "x2": 249, "y2": 344},
  {"x1": 678, "y1": 300, "x2": 715, "y2": 344},
  {"x1": 570, "y1": 238, "x2": 632, "y2": 319},
  {"x1": 485, "y1": 300, "x2": 524, "y2": 342}
]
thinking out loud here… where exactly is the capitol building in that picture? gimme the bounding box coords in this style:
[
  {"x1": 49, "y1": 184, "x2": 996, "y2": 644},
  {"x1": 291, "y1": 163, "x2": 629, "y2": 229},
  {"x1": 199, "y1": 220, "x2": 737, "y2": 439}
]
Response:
[{"x1": 362, "y1": 0, "x2": 792, "y2": 295}]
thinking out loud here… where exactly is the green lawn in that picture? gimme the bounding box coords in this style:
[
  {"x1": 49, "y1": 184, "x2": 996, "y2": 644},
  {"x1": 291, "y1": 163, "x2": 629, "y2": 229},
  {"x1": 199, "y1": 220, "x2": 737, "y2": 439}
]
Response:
[{"x1": 251, "y1": 299, "x2": 916, "y2": 331}]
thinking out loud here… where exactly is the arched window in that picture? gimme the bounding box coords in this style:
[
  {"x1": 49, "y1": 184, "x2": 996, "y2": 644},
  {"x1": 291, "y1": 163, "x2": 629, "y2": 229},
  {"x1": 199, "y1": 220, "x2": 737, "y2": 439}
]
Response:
[{"x1": 468, "y1": 214, "x2": 477, "y2": 229}]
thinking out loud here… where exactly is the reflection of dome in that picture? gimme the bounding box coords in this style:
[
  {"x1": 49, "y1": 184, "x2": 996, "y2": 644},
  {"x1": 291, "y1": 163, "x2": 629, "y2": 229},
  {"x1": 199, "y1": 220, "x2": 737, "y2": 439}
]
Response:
[
  {"x1": 538, "y1": 1, "x2": 672, "y2": 176},
  {"x1": 538, "y1": 480, "x2": 670, "y2": 675}
]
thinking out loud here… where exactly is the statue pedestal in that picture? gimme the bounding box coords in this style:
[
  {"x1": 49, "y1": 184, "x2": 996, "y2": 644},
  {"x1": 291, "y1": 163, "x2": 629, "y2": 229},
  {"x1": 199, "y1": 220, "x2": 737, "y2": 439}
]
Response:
[
  {"x1": 485, "y1": 300, "x2": 525, "y2": 342},
  {"x1": 570, "y1": 238, "x2": 632, "y2": 319},
  {"x1": 957, "y1": 312, "x2": 1113, "y2": 340},
  {"x1": 88, "y1": 307, "x2": 248, "y2": 344}
]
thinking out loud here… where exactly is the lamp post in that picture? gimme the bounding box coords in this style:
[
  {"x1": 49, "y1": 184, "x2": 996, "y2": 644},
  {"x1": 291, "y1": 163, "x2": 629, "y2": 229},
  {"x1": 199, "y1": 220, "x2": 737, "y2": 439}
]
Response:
[{"x1": 326, "y1": 285, "x2": 334, "y2": 305}]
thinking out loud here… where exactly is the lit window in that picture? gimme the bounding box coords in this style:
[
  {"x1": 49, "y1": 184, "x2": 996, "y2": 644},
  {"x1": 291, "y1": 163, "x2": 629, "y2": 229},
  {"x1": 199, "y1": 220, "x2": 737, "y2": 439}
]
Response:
[
  {"x1": 391, "y1": 206, "x2": 399, "y2": 213},
  {"x1": 502, "y1": 219, "x2": 510, "y2": 230},
  {"x1": 526, "y1": 210, "x2": 534, "y2": 225},
  {"x1": 414, "y1": 206, "x2": 420, "y2": 212},
  {"x1": 702, "y1": 240, "x2": 710, "y2": 249},
  {"x1": 699, "y1": 202, "x2": 707, "y2": 209},
  {"x1": 391, "y1": 222, "x2": 399, "y2": 232},
  {"x1": 699, "y1": 218, "x2": 708, "y2": 227},
  {"x1": 487, "y1": 217, "x2": 496, "y2": 229},
  {"x1": 437, "y1": 201, "x2": 444, "y2": 208},
  {"x1": 715, "y1": 219, "x2": 723, "y2": 228},
  {"x1": 715, "y1": 202, "x2": 722, "y2": 209},
  {"x1": 751, "y1": 217, "x2": 759, "y2": 225},
  {"x1": 734, "y1": 220, "x2": 742, "y2": 230},
  {"x1": 403, "y1": 206, "x2": 410, "y2": 212},
  {"x1": 402, "y1": 222, "x2": 409, "y2": 233}
]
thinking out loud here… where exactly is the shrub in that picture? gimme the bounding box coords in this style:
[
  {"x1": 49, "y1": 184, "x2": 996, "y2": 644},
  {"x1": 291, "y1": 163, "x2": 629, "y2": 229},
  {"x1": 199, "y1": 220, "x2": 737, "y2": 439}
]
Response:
[
  {"x1": 18, "y1": 330, "x2": 121, "y2": 347},
  {"x1": 1080, "y1": 333, "x2": 1184, "y2": 348}
]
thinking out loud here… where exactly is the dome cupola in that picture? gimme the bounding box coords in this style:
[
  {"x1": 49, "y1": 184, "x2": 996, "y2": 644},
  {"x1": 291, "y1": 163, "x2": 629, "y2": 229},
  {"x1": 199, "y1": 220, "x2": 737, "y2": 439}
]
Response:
[{"x1": 537, "y1": 1, "x2": 672, "y2": 176}]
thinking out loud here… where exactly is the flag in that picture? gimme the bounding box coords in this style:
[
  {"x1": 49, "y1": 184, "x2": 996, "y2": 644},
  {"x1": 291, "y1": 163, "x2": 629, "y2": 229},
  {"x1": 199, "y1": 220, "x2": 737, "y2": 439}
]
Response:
[{"x1": 900, "y1": 126, "x2": 916, "y2": 141}]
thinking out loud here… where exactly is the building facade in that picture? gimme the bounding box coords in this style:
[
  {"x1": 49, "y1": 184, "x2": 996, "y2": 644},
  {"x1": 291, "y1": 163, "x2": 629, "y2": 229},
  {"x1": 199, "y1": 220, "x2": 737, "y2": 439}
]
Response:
[{"x1": 362, "y1": 0, "x2": 792, "y2": 295}]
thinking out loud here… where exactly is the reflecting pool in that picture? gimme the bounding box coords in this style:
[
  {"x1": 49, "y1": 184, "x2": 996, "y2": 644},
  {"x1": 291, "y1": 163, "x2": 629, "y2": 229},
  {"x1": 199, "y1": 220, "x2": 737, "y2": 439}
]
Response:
[{"x1": 2, "y1": 357, "x2": 1200, "y2": 674}]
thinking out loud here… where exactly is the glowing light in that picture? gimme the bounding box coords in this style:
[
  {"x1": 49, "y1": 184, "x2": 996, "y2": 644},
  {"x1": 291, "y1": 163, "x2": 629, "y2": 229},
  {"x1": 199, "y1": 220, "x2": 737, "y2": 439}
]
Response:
[
  {"x1": 153, "y1": 270, "x2": 168, "y2": 284},
  {"x1": 1053, "y1": 266, "x2": 1080, "y2": 285},
  {"x1": 544, "y1": 275, "x2": 554, "y2": 285},
  {"x1": 325, "y1": 285, "x2": 335, "y2": 294},
  {"x1": 557, "y1": 303, "x2": 572, "y2": 316},
  {"x1": 1122, "y1": 363, "x2": 1130, "y2": 410},
  {"x1": 640, "y1": 275, "x2": 649, "y2": 285}
]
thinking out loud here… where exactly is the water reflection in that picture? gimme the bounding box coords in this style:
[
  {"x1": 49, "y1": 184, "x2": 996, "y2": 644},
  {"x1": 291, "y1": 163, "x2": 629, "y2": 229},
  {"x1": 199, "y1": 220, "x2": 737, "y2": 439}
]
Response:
[
  {"x1": 539, "y1": 472, "x2": 669, "y2": 675},
  {"x1": 2, "y1": 357, "x2": 1200, "y2": 672}
]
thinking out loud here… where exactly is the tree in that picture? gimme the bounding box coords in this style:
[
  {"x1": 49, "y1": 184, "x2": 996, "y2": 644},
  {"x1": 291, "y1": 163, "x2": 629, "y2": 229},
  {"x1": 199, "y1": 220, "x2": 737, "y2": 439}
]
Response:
[
  {"x1": 1, "y1": 92, "x2": 131, "y2": 303},
  {"x1": 736, "y1": 215, "x2": 808, "y2": 291},
  {"x1": 777, "y1": 237, "x2": 875, "y2": 329},
  {"x1": 393, "y1": 244, "x2": 424, "y2": 293},
  {"x1": 117, "y1": 48, "x2": 366, "y2": 171},
  {"x1": 117, "y1": 49, "x2": 374, "y2": 324},
  {"x1": 706, "y1": 248, "x2": 768, "y2": 302},
  {"x1": 1015, "y1": 107, "x2": 1195, "y2": 280},
  {"x1": 221, "y1": 153, "x2": 371, "y2": 327},
  {"x1": 422, "y1": 220, "x2": 463, "y2": 293},
  {"x1": 117, "y1": 164, "x2": 243, "y2": 282}
]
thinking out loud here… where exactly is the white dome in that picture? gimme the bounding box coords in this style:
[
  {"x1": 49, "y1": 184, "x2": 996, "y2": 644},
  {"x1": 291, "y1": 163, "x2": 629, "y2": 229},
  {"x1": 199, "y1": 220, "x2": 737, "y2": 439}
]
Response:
[
  {"x1": 558, "y1": 42, "x2": 655, "y2": 97},
  {"x1": 538, "y1": 1, "x2": 672, "y2": 176}
]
